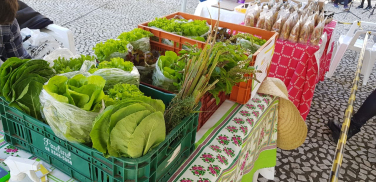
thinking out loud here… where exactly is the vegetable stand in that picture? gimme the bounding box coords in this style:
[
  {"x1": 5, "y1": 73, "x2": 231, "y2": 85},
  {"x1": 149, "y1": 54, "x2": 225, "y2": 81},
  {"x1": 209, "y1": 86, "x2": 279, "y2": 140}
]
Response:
[
  {"x1": 0, "y1": 84, "x2": 199, "y2": 182},
  {"x1": 0, "y1": 93, "x2": 279, "y2": 182},
  {"x1": 0, "y1": 10, "x2": 279, "y2": 182}
]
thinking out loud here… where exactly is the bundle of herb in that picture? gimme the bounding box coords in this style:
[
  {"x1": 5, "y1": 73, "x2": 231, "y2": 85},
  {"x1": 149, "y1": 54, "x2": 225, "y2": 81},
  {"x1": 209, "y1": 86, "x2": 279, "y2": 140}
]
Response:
[{"x1": 164, "y1": 18, "x2": 222, "y2": 133}]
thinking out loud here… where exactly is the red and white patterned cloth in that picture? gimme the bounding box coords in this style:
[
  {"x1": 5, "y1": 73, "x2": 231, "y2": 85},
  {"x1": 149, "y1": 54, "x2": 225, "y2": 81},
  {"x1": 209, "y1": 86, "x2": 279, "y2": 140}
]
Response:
[{"x1": 268, "y1": 21, "x2": 337, "y2": 120}]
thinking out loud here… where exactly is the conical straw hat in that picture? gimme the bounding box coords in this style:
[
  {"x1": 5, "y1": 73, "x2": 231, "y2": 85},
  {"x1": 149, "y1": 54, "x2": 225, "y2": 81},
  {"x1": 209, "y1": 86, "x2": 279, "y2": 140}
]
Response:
[{"x1": 258, "y1": 77, "x2": 307, "y2": 150}]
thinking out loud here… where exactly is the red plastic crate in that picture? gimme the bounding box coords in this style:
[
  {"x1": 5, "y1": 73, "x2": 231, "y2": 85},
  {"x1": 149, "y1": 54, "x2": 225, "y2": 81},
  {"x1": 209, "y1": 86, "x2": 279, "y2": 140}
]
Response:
[{"x1": 198, "y1": 92, "x2": 227, "y2": 131}]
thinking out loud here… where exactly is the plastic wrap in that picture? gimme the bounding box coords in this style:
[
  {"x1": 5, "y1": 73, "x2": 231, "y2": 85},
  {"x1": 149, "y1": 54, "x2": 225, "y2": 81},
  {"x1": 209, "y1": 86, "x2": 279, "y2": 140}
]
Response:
[
  {"x1": 280, "y1": 13, "x2": 294, "y2": 40},
  {"x1": 310, "y1": 20, "x2": 325, "y2": 46},
  {"x1": 130, "y1": 37, "x2": 151, "y2": 53},
  {"x1": 40, "y1": 71, "x2": 102, "y2": 143},
  {"x1": 43, "y1": 48, "x2": 76, "y2": 67},
  {"x1": 288, "y1": 18, "x2": 301, "y2": 43},
  {"x1": 237, "y1": 38, "x2": 261, "y2": 52},
  {"x1": 152, "y1": 57, "x2": 178, "y2": 92},
  {"x1": 313, "y1": 12, "x2": 319, "y2": 26},
  {"x1": 256, "y1": 10, "x2": 267, "y2": 29},
  {"x1": 244, "y1": 5, "x2": 257, "y2": 27},
  {"x1": 264, "y1": 11, "x2": 274, "y2": 31},
  {"x1": 277, "y1": 9, "x2": 290, "y2": 30},
  {"x1": 92, "y1": 67, "x2": 140, "y2": 91},
  {"x1": 298, "y1": 16, "x2": 314, "y2": 44},
  {"x1": 272, "y1": 17, "x2": 282, "y2": 34},
  {"x1": 136, "y1": 63, "x2": 156, "y2": 84}
]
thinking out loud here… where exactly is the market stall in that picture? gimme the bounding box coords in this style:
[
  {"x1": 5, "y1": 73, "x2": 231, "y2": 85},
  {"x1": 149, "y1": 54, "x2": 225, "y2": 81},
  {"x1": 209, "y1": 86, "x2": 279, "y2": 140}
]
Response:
[
  {"x1": 195, "y1": 0, "x2": 337, "y2": 119},
  {"x1": 269, "y1": 21, "x2": 337, "y2": 120},
  {"x1": 0, "y1": 2, "x2": 312, "y2": 182}
]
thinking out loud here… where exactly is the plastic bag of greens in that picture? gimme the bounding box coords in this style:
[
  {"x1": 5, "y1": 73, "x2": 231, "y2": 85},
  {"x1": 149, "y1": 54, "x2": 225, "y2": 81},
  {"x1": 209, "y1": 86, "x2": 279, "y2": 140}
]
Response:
[
  {"x1": 152, "y1": 51, "x2": 183, "y2": 92},
  {"x1": 130, "y1": 37, "x2": 151, "y2": 53},
  {"x1": 152, "y1": 58, "x2": 176, "y2": 92},
  {"x1": 237, "y1": 38, "x2": 261, "y2": 53},
  {"x1": 40, "y1": 72, "x2": 106, "y2": 143},
  {"x1": 92, "y1": 67, "x2": 140, "y2": 91}
]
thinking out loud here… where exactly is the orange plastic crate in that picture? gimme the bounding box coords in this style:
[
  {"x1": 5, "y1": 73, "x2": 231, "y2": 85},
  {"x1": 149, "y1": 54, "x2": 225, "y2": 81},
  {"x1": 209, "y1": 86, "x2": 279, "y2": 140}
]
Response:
[{"x1": 139, "y1": 12, "x2": 278, "y2": 104}]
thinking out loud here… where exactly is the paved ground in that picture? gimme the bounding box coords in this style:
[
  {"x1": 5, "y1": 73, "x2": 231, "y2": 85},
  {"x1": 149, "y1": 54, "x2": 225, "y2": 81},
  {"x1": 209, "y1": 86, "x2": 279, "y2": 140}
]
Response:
[{"x1": 22, "y1": 0, "x2": 376, "y2": 181}]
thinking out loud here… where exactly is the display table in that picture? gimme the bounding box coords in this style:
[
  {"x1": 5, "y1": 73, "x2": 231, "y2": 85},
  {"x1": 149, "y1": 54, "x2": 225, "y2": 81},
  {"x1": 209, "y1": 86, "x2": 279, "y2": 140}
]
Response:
[
  {"x1": 268, "y1": 21, "x2": 337, "y2": 120},
  {"x1": 169, "y1": 93, "x2": 278, "y2": 182},
  {"x1": 0, "y1": 93, "x2": 278, "y2": 182},
  {"x1": 194, "y1": 0, "x2": 245, "y2": 24}
]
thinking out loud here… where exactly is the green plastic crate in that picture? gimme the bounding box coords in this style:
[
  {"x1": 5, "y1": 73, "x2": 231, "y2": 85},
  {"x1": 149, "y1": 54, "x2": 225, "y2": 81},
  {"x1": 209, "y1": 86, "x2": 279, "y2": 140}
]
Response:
[{"x1": 0, "y1": 84, "x2": 199, "y2": 182}]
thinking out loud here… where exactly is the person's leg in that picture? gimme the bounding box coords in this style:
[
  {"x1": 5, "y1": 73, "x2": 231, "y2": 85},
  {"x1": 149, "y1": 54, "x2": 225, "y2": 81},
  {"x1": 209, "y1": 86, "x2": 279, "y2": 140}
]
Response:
[
  {"x1": 344, "y1": 0, "x2": 349, "y2": 9},
  {"x1": 334, "y1": 0, "x2": 340, "y2": 8},
  {"x1": 357, "y1": 0, "x2": 365, "y2": 8},
  {"x1": 328, "y1": 89, "x2": 376, "y2": 143},
  {"x1": 365, "y1": 0, "x2": 372, "y2": 9}
]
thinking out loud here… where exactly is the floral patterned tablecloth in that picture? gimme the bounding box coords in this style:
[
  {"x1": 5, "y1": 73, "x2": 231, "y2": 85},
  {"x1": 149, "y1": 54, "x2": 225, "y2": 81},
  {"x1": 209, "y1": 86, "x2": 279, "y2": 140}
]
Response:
[{"x1": 169, "y1": 93, "x2": 279, "y2": 182}]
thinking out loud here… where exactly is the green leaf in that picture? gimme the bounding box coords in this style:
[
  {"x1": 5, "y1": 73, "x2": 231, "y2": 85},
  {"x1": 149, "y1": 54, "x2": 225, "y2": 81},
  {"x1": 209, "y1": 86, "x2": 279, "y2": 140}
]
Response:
[
  {"x1": 90, "y1": 105, "x2": 115, "y2": 153},
  {"x1": 130, "y1": 111, "x2": 165, "y2": 157},
  {"x1": 109, "y1": 110, "x2": 152, "y2": 157},
  {"x1": 108, "y1": 103, "x2": 148, "y2": 133}
]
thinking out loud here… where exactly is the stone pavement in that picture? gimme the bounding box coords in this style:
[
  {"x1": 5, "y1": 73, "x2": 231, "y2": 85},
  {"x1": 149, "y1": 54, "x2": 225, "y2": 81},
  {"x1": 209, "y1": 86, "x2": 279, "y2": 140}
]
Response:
[{"x1": 22, "y1": 0, "x2": 376, "y2": 181}]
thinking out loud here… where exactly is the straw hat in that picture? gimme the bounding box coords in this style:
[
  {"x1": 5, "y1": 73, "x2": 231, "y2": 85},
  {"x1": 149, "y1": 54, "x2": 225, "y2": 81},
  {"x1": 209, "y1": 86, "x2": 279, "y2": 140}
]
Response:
[{"x1": 258, "y1": 77, "x2": 307, "y2": 150}]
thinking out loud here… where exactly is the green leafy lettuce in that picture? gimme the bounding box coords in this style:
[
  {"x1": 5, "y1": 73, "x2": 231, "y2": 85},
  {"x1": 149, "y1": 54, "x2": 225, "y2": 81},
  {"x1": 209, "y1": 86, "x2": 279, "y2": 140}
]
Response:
[
  {"x1": 93, "y1": 39, "x2": 129, "y2": 61},
  {"x1": 90, "y1": 90, "x2": 166, "y2": 158},
  {"x1": 53, "y1": 55, "x2": 96, "y2": 74},
  {"x1": 89, "y1": 58, "x2": 134, "y2": 74},
  {"x1": 117, "y1": 28, "x2": 154, "y2": 42},
  {"x1": 44, "y1": 74, "x2": 106, "y2": 112},
  {"x1": 148, "y1": 17, "x2": 209, "y2": 36},
  {"x1": 0, "y1": 58, "x2": 55, "y2": 120},
  {"x1": 155, "y1": 51, "x2": 185, "y2": 92}
]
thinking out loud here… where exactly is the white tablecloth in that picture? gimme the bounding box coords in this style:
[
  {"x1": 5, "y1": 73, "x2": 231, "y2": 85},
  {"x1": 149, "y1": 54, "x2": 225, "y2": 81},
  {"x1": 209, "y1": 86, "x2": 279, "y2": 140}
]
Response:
[{"x1": 194, "y1": 1, "x2": 246, "y2": 24}]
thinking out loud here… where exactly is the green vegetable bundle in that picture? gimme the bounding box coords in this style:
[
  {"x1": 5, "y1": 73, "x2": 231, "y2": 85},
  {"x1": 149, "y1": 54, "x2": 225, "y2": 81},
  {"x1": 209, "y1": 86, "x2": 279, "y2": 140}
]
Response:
[
  {"x1": 118, "y1": 28, "x2": 154, "y2": 53},
  {"x1": 89, "y1": 58, "x2": 140, "y2": 92},
  {"x1": 40, "y1": 74, "x2": 107, "y2": 143},
  {"x1": 153, "y1": 51, "x2": 185, "y2": 92},
  {"x1": 148, "y1": 17, "x2": 209, "y2": 36},
  {"x1": 90, "y1": 90, "x2": 165, "y2": 158},
  {"x1": 53, "y1": 55, "x2": 96, "y2": 74},
  {"x1": 118, "y1": 28, "x2": 153, "y2": 42},
  {"x1": 0, "y1": 58, "x2": 55, "y2": 120},
  {"x1": 207, "y1": 42, "x2": 255, "y2": 103},
  {"x1": 93, "y1": 39, "x2": 129, "y2": 61}
]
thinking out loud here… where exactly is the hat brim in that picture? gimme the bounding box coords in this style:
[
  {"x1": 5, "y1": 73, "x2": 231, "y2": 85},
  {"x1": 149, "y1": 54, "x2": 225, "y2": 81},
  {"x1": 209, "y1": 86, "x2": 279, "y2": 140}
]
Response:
[{"x1": 258, "y1": 77, "x2": 307, "y2": 150}]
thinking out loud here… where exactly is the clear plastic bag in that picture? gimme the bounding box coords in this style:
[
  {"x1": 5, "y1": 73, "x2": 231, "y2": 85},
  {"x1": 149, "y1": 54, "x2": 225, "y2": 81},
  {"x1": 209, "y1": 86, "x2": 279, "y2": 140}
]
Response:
[
  {"x1": 20, "y1": 28, "x2": 60, "y2": 59},
  {"x1": 280, "y1": 13, "x2": 295, "y2": 40},
  {"x1": 40, "y1": 70, "x2": 102, "y2": 143},
  {"x1": 136, "y1": 63, "x2": 156, "y2": 84},
  {"x1": 288, "y1": 18, "x2": 301, "y2": 43},
  {"x1": 272, "y1": 17, "x2": 282, "y2": 34},
  {"x1": 92, "y1": 67, "x2": 140, "y2": 92},
  {"x1": 256, "y1": 10, "x2": 267, "y2": 29},
  {"x1": 264, "y1": 11, "x2": 274, "y2": 31},
  {"x1": 244, "y1": 4, "x2": 258, "y2": 27},
  {"x1": 298, "y1": 16, "x2": 314, "y2": 44},
  {"x1": 152, "y1": 57, "x2": 178, "y2": 92},
  {"x1": 130, "y1": 37, "x2": 151, "y2": 53},
  {"x1": 237, "y1": 38, "x2": 261, "y2": 52},
  {"x1": 43, "y1": 48, "x2": 75, "y2": 67},
  {"x1": 310, "y1": 20, "x2": 325, "y2": 46}
]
